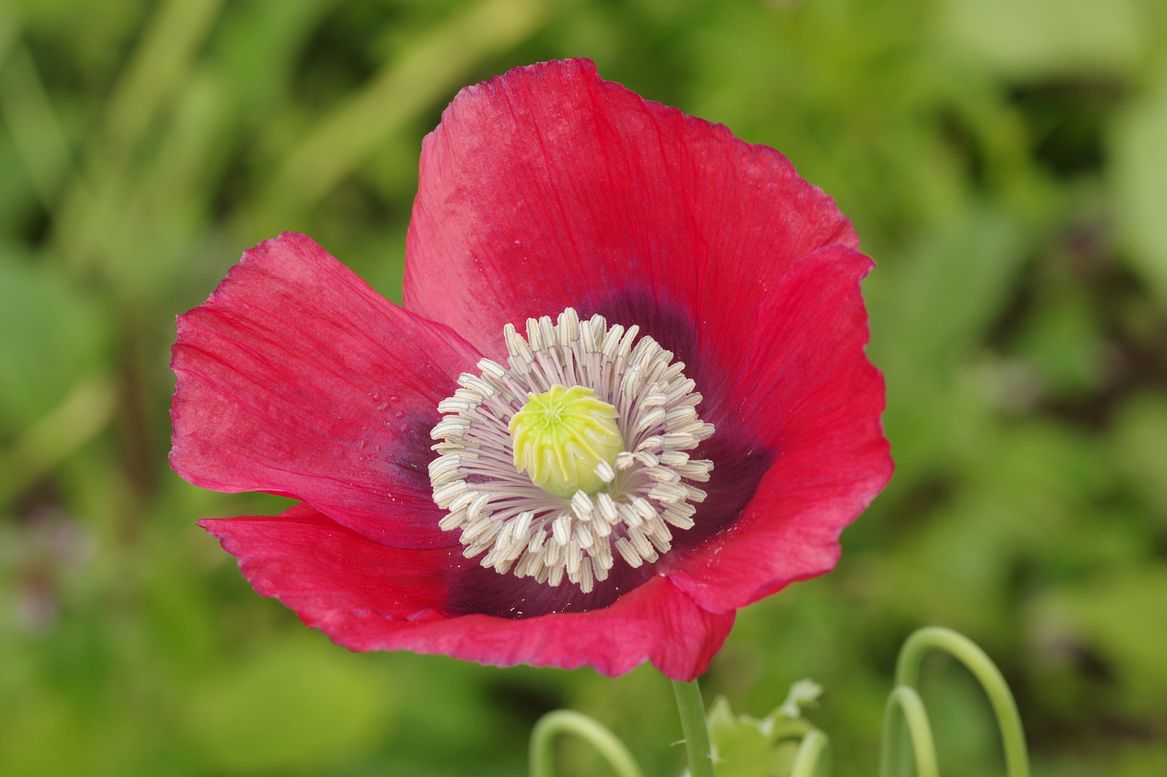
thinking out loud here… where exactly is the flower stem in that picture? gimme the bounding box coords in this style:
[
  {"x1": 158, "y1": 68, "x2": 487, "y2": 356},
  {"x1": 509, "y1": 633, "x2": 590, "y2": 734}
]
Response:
[
  {"x1": 671, "y1": 678, "x2": 715, "y2": 777},
  {"x1": 528, "y1": 709, "x2": 645, "y2": 777},
  {"x1": 880, "y1": 686, "x2": 938, "y2": 777},
  {"x1": 881, "y1": 626, "x2": 1030, "y2": 777}
]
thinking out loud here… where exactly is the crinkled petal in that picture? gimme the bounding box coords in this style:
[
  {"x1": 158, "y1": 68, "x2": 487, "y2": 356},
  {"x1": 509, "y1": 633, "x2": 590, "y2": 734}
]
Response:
[
  {"x1": 663, "y1": 247, "x2": 893, "y2": 611},
  {"x1": 404, "y1": 57, "x2": 857, "y2": 374},
  {"x1": 404, "y1": 59, "x2": 888, "y2": 608},
  {"x1": 203, "y1": 505, "x2": 734, "y2": 680},
  {"x1": 201, "y1": 505, "x2": 459, "y2": 620},
  {"x1": 171, "y1": 232, "x2": 480, "y2": 548},
  {"x1": 387, "y1": 578, "x2": 732, "y2": 680}
]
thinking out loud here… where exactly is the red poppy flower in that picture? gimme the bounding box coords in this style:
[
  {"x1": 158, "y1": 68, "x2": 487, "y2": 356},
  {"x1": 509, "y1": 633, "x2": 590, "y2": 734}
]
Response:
[{"x1": 171, "y1": 59, "x2": 891, "y2": 681}]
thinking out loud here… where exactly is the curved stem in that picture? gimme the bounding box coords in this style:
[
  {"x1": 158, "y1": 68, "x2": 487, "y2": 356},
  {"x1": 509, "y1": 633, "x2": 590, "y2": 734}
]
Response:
[
  {"x1": 671, "y1": 679, "x2": 716, "y2": 777},
  {"x1": 528, "y1": 710, "x2": 646, "y2": 777},
  {"x1": 789, "y1": 730, "x2": 830, "y2": 777},
  {"x1": 879, "y1": 686, "x2": 939, "y2": 777},
  {"x1": 895, "y1": 627, "x2": 1030, "y2": 777}
]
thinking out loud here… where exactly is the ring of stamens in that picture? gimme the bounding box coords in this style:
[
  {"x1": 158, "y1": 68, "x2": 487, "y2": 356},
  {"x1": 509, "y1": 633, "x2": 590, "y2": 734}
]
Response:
[{"x1": 429, "y1": 308, "x2": 714, "y2": 593}]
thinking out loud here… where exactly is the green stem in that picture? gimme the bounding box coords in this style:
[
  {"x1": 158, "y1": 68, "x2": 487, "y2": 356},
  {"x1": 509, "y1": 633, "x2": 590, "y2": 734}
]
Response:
[
  {"x1": 887, "y1": 627, "x2": 1030, "y2": 777},
  {"x1": 528, "y1": 710, "x2": 645, "y2": 777},
  {"x1": 879, "y1": 686, "x2": 938, "y2": 777},
  {"x1": 789, "y1": 730, "x2": 830, "y2": 777},
  {"x1": 672, "y1": 679, "x2": 715, "y2": 777}
]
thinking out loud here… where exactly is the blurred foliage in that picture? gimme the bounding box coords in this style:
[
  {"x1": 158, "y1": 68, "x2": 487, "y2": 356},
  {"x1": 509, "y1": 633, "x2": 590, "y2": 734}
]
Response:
[{"x1": 1, "y1": 0, "x2": 1165, "y2": 775}]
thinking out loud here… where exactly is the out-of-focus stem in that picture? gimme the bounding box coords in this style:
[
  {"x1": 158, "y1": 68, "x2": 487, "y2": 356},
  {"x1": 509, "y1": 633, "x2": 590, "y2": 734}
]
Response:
[
  {"x1": 528, "y1": 709, "x2": 644, "y2": 777},
  {"x1": 883, "y1": 626, "x2": 1030, "y2": 777},
  {"x1": 880, "y1": 686, "x2": 938, "y2": 777}
]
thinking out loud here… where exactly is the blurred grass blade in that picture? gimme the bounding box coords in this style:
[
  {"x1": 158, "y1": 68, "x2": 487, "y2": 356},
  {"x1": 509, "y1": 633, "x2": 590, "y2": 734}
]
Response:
[
  {"x1": 263, "y1": 0, "x2": 551, "y2": 213},
  {"x1": 0, "y1": 42, "x2": 73, "y2": 208},
  {"x1": 96, "y1": 0, "x2": 225, "y2": 162},
  {"x1": 52, "y1": 0, "x2": 225, "y2": 266},
  {"x1": 0, "y1": 373, "x2": 117, "y2": 505}
]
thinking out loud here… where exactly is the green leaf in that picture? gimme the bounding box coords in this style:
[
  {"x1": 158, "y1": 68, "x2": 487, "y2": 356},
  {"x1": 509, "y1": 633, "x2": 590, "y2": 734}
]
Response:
[
  {"x1": 1112, "y1": 65, "x2": 1167, "y2": 309},
  {"x1": 706, "y1": 683, "x2": 821, "y2": 777}
]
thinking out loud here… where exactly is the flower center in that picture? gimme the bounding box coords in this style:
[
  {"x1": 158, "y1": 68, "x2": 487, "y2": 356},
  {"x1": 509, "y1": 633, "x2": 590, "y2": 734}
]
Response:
[
  {"x1": 509, "y1": 385, "x2": 624, "y2": 498},
  {"x1": 429, "y1": 308, "x2": 714, "y2": 593}
]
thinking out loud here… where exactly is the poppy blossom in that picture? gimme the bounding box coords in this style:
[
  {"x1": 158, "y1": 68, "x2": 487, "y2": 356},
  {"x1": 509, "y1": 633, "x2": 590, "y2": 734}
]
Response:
[{"x1": 171, "y1": 59, "x2": 891, "y2": 681}]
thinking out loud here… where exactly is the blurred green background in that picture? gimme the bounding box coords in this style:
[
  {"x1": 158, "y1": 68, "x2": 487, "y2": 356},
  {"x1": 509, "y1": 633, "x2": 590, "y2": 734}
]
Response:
[{"x1": 2, "y1": 0, "x2": 1166, "y2": 775}]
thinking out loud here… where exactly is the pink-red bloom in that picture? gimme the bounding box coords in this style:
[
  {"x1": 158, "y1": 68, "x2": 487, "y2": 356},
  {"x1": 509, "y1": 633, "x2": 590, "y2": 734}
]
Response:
[{"x1": 171, "y1": 59, "x2": 891, "y2": 681}]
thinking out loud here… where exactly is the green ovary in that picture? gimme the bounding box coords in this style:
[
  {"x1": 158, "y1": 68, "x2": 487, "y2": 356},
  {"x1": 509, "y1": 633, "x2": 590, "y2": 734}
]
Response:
[{"x1": 508, "y1": 384, "x2": 624, "y2": 498}]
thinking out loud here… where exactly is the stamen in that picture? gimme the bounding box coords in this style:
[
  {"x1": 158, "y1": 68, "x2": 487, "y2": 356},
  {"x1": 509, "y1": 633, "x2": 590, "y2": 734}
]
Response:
[{"x1": 429, "y1": 307, "x2": 714, "y2": 590}]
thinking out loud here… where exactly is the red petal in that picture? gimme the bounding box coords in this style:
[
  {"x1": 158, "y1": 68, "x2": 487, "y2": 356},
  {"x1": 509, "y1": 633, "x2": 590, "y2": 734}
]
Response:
[
  {"x1": 392, "y1": 578, "x2": 732, "y2": 680},
  {"x1": 664, "y1": 247, "x2": 893, "y2": 612},
  {"x1": 403, "y1": 60, "x2": 887, "y2": 610},
  {"x1": 201, "y1": 505, "x2": 458, "y2": 620},
  {"x1": 171, "y1": 232, "x2": 480, "y2": 548},
  {"x1": 404, "y1": 58, "x2": 856, "y2": 365},
  {"x1": 204, "y1": 505, "x2": 734, "y2": 680}
]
